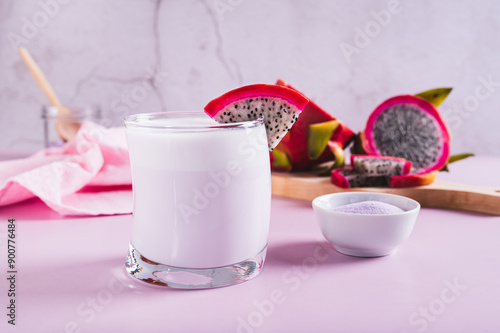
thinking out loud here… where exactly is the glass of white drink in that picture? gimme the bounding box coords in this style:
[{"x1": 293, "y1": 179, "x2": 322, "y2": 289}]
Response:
[{"x1": 124, "y1": 112, "x2": 271, "y2": 289}]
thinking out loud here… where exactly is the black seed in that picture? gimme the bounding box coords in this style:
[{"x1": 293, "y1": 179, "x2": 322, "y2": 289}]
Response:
[
  {"x1": 265, "y1": 98, "x2": 268, "y2": 102},
  {"x1": 273, "y1": 101, "x2": 275, "y2": 106},
  {"x1": 276, "y1": 136, "x2": 279, "y2": 139},
  {"x1": 223, "y1": 112, "x2": 227, "y2": 115},
  {"x1": 249, "y1": 99, "x2": 253, "y2": 102},
  {"x1": 235, "y1": 105, "x2": 238, "y2": 109}
]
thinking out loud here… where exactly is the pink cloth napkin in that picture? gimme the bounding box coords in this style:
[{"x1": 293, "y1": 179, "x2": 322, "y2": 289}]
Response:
[{"x1": 0, "y1": 122, "x2": 132, "y2": 216}]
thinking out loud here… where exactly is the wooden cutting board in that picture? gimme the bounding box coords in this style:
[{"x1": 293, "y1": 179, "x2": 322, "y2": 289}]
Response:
[{"x1": 271, "y1": 173, "x2": 500, "y2": 215}]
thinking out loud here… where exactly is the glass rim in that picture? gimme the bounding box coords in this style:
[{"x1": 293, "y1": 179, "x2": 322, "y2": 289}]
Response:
[
  {"x1": 123, "y1": 111, "x2": 264, "y2": 130},
  {"x1": 42, "y1": 105, "x2": 100, "y2": 118}
]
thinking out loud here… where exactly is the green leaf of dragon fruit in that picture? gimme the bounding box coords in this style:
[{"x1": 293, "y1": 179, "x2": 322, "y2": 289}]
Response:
[
  {"x1": 415, "y1": 88, "x2": 452, "y2": 107},
  {"x1": 308, "y1": 120, "x2": 340, "y2": 160},
  {"x1": 271, "y1": 149, "x2": 292, "y2": 172},
  {"x1": 440, "y1": 153, "x2": 475, "y2": 172}
]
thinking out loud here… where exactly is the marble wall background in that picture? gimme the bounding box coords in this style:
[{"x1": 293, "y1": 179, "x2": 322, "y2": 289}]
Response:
[{"x1": 1, "y1": 0, "x2": 499, "y2": 155}]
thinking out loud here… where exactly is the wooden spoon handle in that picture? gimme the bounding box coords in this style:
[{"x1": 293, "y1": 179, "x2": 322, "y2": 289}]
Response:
[
  {"x1": 18, "y1": 47, "x2": 79, "y2": 142},
  {"x1": 18, "y1": 47, "x2": 67, "y2": 113}
]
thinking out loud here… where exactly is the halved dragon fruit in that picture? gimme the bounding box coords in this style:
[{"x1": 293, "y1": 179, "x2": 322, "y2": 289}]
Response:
[
  {"x1": 356, "y1": 91, "x2": 452, "y2": 187},
  {"x1": 204, "y1": 84, "x2": 309, "y2": 151},
  {"x1": 331, "y1": 155, "x2": 412, "y2": 188},
  {"x1": 271, "y1": 79, "x2": 355, "y2": 171},
  {"x1": 361, "y1": 94, "x2": 451, "y2": 174}
]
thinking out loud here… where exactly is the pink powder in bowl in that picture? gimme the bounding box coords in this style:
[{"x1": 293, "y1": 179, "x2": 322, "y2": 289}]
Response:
[{"x1": 331, "y1": 200, "x2": 404, "y2": 215}]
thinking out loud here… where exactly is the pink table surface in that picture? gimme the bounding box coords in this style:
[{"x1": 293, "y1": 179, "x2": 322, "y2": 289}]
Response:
[{"x1": 1, "y1": 156, "x2": 500, "y2": 333}]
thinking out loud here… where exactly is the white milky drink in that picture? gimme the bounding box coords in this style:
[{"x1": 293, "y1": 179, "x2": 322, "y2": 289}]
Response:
[{"x1": 124, "y1": 112, "x2": 271, "y2": 273}]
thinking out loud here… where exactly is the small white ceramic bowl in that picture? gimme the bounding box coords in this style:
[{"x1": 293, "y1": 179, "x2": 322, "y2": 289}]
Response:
[{"x1": 312, "y1": 192, "x2": 420, "y2": 257}]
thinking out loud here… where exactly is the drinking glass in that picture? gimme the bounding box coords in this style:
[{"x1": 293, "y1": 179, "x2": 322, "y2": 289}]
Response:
[{"x1": 124, "y1": 112, "x2": 271, "y2": 289}]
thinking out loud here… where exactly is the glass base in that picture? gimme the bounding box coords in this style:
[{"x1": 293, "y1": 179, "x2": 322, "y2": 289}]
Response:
[{"x1": 125, "y1": 243, "x2": 267, "y2": 289}]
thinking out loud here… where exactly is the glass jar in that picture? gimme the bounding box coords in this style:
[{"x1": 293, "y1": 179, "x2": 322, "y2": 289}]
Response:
[{"x1": 41, "y1": 105, "x2": 101, "y2": 148}]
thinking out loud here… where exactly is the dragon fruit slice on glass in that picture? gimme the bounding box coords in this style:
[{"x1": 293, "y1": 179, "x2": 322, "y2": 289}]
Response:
[
  {"x1": 204, "y1": 84, "x2": 309, "y2": 151},
  {"x1": 271, "y1": 79, "x2": 355, "y2": 171},
  {"x1": 331, "y1": 155, "x2": 412, "y2": 188}
]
